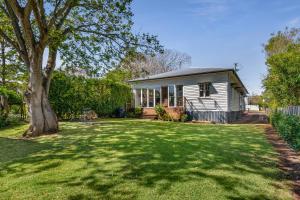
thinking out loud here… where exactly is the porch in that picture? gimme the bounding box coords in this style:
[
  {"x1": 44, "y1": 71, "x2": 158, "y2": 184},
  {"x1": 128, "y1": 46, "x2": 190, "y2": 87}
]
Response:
[{"x1": 133, "y1": 85, "x2": 184, "y2": 120}]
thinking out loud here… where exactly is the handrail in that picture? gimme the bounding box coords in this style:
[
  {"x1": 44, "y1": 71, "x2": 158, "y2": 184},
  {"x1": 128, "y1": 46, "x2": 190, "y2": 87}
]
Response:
[{"x1": 184, "y1": 96, "x2": 223, "y2": 112}]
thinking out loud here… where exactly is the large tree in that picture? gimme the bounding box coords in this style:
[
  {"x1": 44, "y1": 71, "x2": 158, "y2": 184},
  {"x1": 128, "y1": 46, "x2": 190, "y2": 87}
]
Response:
[
  {"x1": 121, "y1": 49, "x2": 191, "y2": 78},
  {"x1": 263, "y1": 28, "x2": 300, "y2": 107},
  {"x1": 0, "y1": 0, "x2": 161, "y2": 136}
]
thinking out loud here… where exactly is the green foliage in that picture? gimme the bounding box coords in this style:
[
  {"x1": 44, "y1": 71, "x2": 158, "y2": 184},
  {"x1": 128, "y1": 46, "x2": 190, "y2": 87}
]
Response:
[
  {"x1": 264, "y1": 45, "x2": 300, "y2": 106},
  {"x1": 0, "y1": 1, "x2": 162, "y2": 76},
  {"x1": 264, "y1": 28, "x2": 300, "y2": 57},
  {"x1": 270, "y1": 111, "x2": 300, "y2": 150},
  {"x1": 49, "y1": 71, "x2": 132, "y2": 120},
  {"x1": 263, "y1": 28, "x2": 300, "y2": 107},
  {"x1": 105, "y1": 68, "x2": 132, "y2": 82},
  {"x1": 154, "y1": 104, "x2": 172, "y2": 121},
  {"x1": 126, "y1": 107, "x2": 142, "y2": 118},
  {"x1": 0, "y1": 115, "x2": 8, "y2": 128},
  {"x1": 180, "y1": 114, "x2": 189, "y2": 122},
  {"x1": 0, "y1": 87, "x2": 22, "y2": 105}
]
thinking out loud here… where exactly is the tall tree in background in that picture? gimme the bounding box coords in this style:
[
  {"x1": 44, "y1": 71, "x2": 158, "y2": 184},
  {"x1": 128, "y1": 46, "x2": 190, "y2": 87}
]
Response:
[
  {"x1": 0, "y1": 35, "x2": 24, "y2": 120},
  {"x1": 121, "y1": 49, "x2": 191, "y2": 78},
  {"x1": 0, "y1": 0, "x2": 161, "y2": 136},
  {"x1": 263, "y1": 28, "x2": 300, "y2": 107}
]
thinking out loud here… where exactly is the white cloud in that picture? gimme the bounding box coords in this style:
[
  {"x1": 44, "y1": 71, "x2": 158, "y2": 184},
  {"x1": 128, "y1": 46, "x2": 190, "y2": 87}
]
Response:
[
  {"x1": 186, "y1": 0, "x2": 231, "y2": 21},
  {"x1": 287, "y1": 17, "x2": 300, "y2": 27}
]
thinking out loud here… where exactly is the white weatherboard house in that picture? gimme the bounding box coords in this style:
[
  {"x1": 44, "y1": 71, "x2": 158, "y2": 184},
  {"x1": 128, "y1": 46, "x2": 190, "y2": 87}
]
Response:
[{"x1": 128, "y1": 67, "x2": 248, "y2": 123}]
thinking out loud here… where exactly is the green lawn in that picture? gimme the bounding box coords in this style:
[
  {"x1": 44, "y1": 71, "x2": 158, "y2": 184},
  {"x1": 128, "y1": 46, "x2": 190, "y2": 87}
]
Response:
[{"x1": 0, "y1": 119, "x2": 292, "y2": 200}]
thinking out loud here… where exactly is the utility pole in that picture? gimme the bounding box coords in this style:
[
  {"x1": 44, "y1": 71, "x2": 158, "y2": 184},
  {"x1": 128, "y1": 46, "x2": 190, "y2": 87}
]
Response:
[{"x1": 233, "y1": 63, "x2": 239, "y2": 72}]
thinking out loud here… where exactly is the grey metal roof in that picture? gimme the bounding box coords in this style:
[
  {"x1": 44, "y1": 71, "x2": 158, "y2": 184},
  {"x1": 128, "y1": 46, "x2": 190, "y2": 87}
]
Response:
[
  {"x1": 128, "y1": 67, "x2": 248, "y2": 94},
  {"x1": 128, "y1": 67, "x2": 232, "y2": 82}
]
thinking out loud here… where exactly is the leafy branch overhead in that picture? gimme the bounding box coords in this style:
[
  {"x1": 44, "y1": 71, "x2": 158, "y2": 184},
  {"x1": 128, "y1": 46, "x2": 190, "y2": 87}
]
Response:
[
  {"x1": 263, "y1": 28, "x2": 300, "y2": 107},
  {"x1": 0, "y1": 0, "x2": 162, "y2": 75}
]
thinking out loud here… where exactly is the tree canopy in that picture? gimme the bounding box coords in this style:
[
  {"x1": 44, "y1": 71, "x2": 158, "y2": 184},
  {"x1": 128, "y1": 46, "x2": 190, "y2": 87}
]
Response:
[
  {"x1": 120, "y1": 49, "x2": 191, "y2": 78},
  {"x1": 263, "y1": 28, "x2": 300, "y2": 107}
]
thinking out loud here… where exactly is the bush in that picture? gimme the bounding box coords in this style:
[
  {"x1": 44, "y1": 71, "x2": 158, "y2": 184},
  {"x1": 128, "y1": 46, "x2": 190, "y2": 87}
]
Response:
[
  {"x1": 126, "y1": 107, "x2": 142, "y2": 118},
  {"x1": 0, "y1": 115, "x2": 8, "y2": 128},
  {"x1": 180, "y1": 114, "x2": 189, "y2": 122},
  {"x1": 49, "y1": 71, "x2": 132, "y2": 120},
  {"x1": 270, "y1": 111, "x2": 300, "y2": 150},
  {"x1": 154, "y1": 104, "x2": 172, "y2": 121}
]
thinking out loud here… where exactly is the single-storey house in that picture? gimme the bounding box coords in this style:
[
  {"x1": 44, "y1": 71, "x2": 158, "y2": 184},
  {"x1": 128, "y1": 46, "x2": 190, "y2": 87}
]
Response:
[{"x1": 128, "y1": 67, "x2": 248, "y2": 123}]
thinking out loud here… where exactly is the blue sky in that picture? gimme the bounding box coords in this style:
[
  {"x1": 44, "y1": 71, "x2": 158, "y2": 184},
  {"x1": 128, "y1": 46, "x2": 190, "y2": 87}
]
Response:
[{"x1": 132, "y1": 0, "x2": 300, "y2": 94}]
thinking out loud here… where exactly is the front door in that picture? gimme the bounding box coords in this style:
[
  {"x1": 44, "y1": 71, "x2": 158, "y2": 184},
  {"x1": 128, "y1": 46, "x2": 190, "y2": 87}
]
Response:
[{"x1": 161, "y1": 86, "x2": 168, "y2": 107}]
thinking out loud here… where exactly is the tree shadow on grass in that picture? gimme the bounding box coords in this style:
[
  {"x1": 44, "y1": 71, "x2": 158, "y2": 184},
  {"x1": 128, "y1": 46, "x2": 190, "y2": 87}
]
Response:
[{"x1": 0, "y1": 120, "x2": 290, "y2": 200}]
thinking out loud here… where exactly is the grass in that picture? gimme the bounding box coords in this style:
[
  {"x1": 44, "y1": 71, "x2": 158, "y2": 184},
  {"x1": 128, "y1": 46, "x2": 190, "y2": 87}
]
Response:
[{"x1": 0, "y1": 119, "x2": 292, "y2": 200}]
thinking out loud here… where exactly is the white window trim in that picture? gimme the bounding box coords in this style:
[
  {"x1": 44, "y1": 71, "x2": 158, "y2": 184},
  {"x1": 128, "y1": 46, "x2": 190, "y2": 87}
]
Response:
[
  {"x1": 199, "y1": 82, "x2": 211, "y2": 98},
  {"x1": 141, "y1": 89, "x2": 143, "y2": 107},
  {"x1": 153, "y1": 88, "x2": 156, "y2": 106},
  {"x1": 160, "y1": 87, "x2": 162, "y2": 105},
  {"x1": 148, "y1": 88, "x2": 155, "y2": 108},
  {"x1": 147, "y1": 89, "x2": 149, "y2": 107},
  {"x1": 176, "y1": 85, "x2": 184, "y2": 107},
  {"x1": 168, "y1": 85, "x2": 176, "y2": 108}
]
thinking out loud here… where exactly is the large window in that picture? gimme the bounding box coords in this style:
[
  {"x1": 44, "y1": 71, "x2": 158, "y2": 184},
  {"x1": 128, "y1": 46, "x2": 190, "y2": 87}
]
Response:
[
  {"x1": 148, "y1": 89, "x2": 154, "y2": 107},
  {"x1": 176, "y1": 85, "x2": 183, "y2": 106},
  {"x1": 168, "y1": 85, "x2": 175, "y2": 107},
  {"x1": 142, "y1": 89, "x2": 147, "y2": 107},
  {"x1": 136, "y1": 89, "x2": 141, "y2": 107},
  {"x1": 155, "y1": 88, "x2": 161, "y2": 106},
  {"x1": 199, "y1": 82, "x2": 211, "y2": 97}
]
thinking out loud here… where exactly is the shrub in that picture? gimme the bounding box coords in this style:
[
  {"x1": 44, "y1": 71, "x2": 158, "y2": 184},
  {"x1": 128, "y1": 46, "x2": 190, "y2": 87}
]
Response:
[
  {"x1": 154, "y1": 104, "x2": 172, "y2": 121},
  {"x1": 0, "y1": 115, "x2": 8, "y2": 128},
  {"x1": 49, "y1": 71, "x2": 132, "y2": 120},
  {"x1": 180, "y1": 114, "x2": 189, "y2": 122},
  {"x1": 270, "y1": 111, "x2": 300, "y2": 150},
  {"x1": 126, "y1": 107, "x2": 142, "y2": 118}
]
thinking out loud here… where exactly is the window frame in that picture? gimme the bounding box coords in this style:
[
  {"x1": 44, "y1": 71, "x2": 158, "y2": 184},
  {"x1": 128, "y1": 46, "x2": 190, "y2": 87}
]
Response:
[
  {"x1": 176, "y1": 85, "x2": 184, "y2": 107},
  {"x1": 141, "y1": 88, "x2": 148, "y2": 107},
  {"x1": 148, "y1": 88, "x2": 154, "y2": 108},
  {"x1": 154, "y1": 87, "x2": 161, "y2": 106},
  {"x1": 199, "y1": 82, "x2": 211, "y2": 98},
  {"x1": 168, "y1": 85, "x2": 175, "y2": 107}
]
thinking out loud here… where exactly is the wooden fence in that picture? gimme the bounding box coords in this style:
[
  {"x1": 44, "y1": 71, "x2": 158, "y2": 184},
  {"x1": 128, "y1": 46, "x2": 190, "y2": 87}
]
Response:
[{"x1": 276, "y1": 106, "x2": 300, "y2": 116}]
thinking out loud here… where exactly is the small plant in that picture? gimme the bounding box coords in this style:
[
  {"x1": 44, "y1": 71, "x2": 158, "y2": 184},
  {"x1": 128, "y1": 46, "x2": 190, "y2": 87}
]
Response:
[
  {"x1": 180, "y1": 114, "x2": 189, "y2": 122},
  {"x1": 126, "y1": 107, "x2": 143, "y2": 118},
  {"x1": 155, "y1": 104, "x2": 172, "y2": 121},
  {"x1": 0, "y1": 115, "x2": 8, "y2": 128}
]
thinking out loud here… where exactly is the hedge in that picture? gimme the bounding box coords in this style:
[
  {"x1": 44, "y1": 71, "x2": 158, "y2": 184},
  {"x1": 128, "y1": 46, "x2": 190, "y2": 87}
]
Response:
[
  {"x1": 49, "y1": 71, "x2": 132, "y2": 120},
  {"x1": 270, "y1": 111, "x2": 300, "y2": 150}
]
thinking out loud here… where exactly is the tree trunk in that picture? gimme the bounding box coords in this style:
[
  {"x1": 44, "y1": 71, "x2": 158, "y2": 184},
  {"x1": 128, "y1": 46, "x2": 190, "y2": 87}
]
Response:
[
  {"x1": 23, "y1": 55, "x2": 58, "y2": 137},
  {"x1": 0, "y1": 95, "x2": 9, "y2": 118},
  {"x1": 1, "y1": 38, "x2": 6, "y2": 85}
]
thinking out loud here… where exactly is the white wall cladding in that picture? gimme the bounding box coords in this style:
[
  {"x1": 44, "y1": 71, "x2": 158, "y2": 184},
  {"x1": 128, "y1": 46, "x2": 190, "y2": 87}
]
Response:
[
  {"x1": 131, "y1": 72, "x2": 229, "y2": 111},
  {"x1": 230, "y1": 87, "x2": 241, "y2": 111},
  {"x1": 184, "y1": 82, "x2": 228, "y2": 111}
]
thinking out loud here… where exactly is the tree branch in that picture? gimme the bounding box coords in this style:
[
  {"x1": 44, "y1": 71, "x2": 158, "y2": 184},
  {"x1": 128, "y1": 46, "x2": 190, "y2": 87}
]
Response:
[
  {"x1": 5, "y1": 0, "x2": 23, "y2": 18},
  {"x1": 48, "y1": 0, "x2": 74, "y2": 29},
  {"x1": 3, "y1": 1, "x2": 30, "y2": 67},
  {"x1": 31, "y1": 0, "x2": 47, "y2": 35}
]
